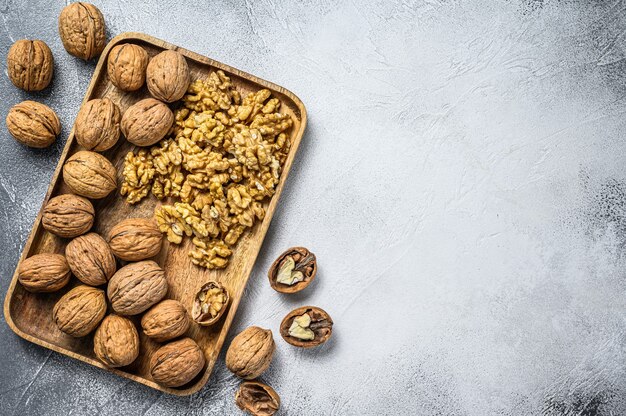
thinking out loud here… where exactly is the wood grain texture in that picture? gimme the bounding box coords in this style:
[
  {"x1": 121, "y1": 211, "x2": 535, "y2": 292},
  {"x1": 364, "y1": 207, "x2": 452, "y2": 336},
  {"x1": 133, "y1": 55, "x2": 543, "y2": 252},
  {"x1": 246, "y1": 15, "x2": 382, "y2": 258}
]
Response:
[{"x1": 3, "y1": 32, "x2": 307, "y2": 396}]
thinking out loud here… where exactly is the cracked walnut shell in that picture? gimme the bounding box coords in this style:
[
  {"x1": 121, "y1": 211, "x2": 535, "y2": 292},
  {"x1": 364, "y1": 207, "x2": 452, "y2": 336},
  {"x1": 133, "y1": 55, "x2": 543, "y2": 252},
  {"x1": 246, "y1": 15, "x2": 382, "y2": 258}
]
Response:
[
  {"x1": 94, "y1": 314, "x2": 139, "y2": 367},
  {"x1": 191, "y1": 281, "x2": 229, "y2": 326},
  {"x1": 268, "y1": 247, "x2": 317, "y2": 293},
  {"x1": 121, "y1": 98, "x2": 174, "y2": 146},
  {"x1": 58, "y1": 2, "x2": 106, "y2": 60},
  {"x1": 225, "y1": 326, "x2": 275, "y2": 379},
  {"x1": 6, "y1": 101, "x2": 60, "y2": 148},
  {"x1": 65, "y1": 233, "x2": 116, "y2": 286},
  {"x1": 108, "y1": 217, "x2": 163, "y2": 261},
  {"x1": 107, "y1": 43, "x2": 149, "y2": 91},
  {"x1": 107, "y1": 260, "x2": 168, "y2": 315},
  {"x1": 75, "y1": 98, "x2": 121, "y2": 152},
  {"x1": 141, "y1": 299, "x2": 190, "y2": 342},
  {"x1": 53, "y1": 285, "x2": 107, "y2": 337},
  {"x1": 150, "y1": 337, "x2": 205, "y2": 387},
  {"x1": 63, "y1": 150, "x2": 117, "y2": 199},
  {"x1": 280, "y1": 306, "x2": 333, "y2": 348},
  {"x1": 235, "y1": 381, "x2": 280, "y2": 416},
  {"x1": 146, "y1": 50, "x2": 190, "y2": 103},
  {"x1": 42, "y1": 194, "x2": 94, "y2": 238},
  {"x1": 7, "y1": 39, "x2": 53, "y2": 91},
  {"x1": 18, "y1": 253, "x2": 70, "y2": 293}
]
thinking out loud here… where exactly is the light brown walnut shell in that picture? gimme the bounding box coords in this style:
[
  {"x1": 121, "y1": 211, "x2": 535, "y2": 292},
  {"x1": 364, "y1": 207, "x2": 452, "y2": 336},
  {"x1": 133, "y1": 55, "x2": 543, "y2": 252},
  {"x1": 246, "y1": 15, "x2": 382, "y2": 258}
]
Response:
[
  {"x1": 268, "y1": 247, "x2": 317, "y2": 294},
  {"x1": 149, "y1": 337, "x2": 205, "y2": 387},
  {"x1": 65, "y1": 233, "x2": 116, "y2": 286},
  {"x1": 107, "y1": 260, "x2": 168, "y2": 315},
  {"x1": 53, "y1": 285, "x2": 107, "y2": 337},
  {"x1": 191, "y1": 281, "x2": 229, "y2": 326},
  {"x1": 94, "y1": 314, "x2": 139, "y2": 367},
  {"x1": 18, "y1": 253, "x2": 70, "y2": 293},
  {"x1": 42, "y1": 194, "x2": 94, "y2": 238},
  {"x1": 7, "y1": 39, "x2": 53, "y2": 91},
  {"x1": 225, "y1": 326, "x2": 275, "y2": 379},
  {"x1": 121, "y1": 98, "x2": 174, "y2": 146},
  {"x1": 146, "y1": 50, "x2": 190, "y2": 103},
  {"x1": 141, "y1": 299, "x2": 190, "y2": 342},
  {"x1": 235, "y1": 381, "x2": 280, "y2": 416},
  {"x1": 75, "y1": 98, "x2": 121, "y2": 152},
  {"x1": 280, "y1": 306, "x2": 333, "y2": 348},
  {"x1": 108, "y1": 217, "x2": 163, "y2": 261},
  {"x1": 58, "y1": 2, "x2": 106, "y2": 60},
  {"x1": 107, "y1": 43, "x2": 149, "y2": 91},
  {"x1": 6, "y1": 101, "x2": 60, "y2": 148},
  {"x1": 63, "y1": 150, "x2": 116, "y2": 199}
]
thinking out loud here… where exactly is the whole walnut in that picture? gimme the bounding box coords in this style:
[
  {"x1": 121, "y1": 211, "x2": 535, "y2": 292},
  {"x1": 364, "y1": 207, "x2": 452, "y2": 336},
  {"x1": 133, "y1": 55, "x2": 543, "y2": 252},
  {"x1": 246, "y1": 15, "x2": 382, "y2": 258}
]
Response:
[
  {"x1": 146, "y1": 50, "x2": 190, "y2": 103},
  {"x1": 107, "y1": 43, "x2": 149, "y2": 91},
  {"x1": 63, "y1": 150, "x2": 116, "y2": 199},
  {"x1": 6, "y1": 101, "x2": 60, "y2": 148},
  {"x1": 225, "y1": 326, "x2": 275, "y2": 379},
  {"x1": 18, "y1": 253, "x2": 70, "y2": 293},
  {"x1": 42, "y1": 194, "x2": 94, "y2": 238},
  {"x1": 149, "y1": 337, "x2": 205, "y2": 387},
  {"x1": 141, "y1": 299, "x2": 190, "y2": 342},
  {"x1": 53, "y1": 285, "x2": 107, "y2": 337},
  {"x1": 107, "y1": 260, "x2": 168, "y2": 315},
  {"x1": 65, "y1": 233, "x2": 116, "y2": 286},
  {"x1": 75, "y1": 98, "x2": 121, "y2": 152},
  {"x1": 121, "y1": 98, "x2": 173, "y2": 146},
  {"x1": 108, "y1": 218, "x2": 163, "y2": 261},
  {"x1": 7, "y1": 39, "x2": 53, "y2": 91},
  {"x1": 94, "y1": 314, "x2": 139, "y2": 367},
  {"x1": 58, "y1": 2, "x2": 106, "y2": 60}
]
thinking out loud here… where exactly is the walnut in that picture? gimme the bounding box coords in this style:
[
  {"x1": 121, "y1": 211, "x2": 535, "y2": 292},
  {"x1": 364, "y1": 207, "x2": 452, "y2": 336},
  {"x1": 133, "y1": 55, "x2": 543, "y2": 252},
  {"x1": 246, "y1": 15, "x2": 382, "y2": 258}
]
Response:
[
  {"x1": 52, "y1": 285, "x2": 107, "y2": 337},
  {"x1": 17, "y1": 253, "x2": 70, "y2": 293},
  {"x1": 146, "y1": 50, "x2": 190, "y2": 103},
  {"x1": 191, "y1": 281, "x2": 229, "y2": 326},
  {"x1": 107, "y1": 260, "x2": 168, "y2": 315},
  {"x1": 149, "y1": 337, "x2": 205, "y2": 387},
  {"x1": 268, "y1": 247, "x2": 316, "y2": 293},
  {"x1": 121, "y1": 98, "x2": 174, "y2": 146},
  {"x1": 120, "y1": 149, "x2": 155, "y2": 204},
  {"x1": 6, "y1": 101, "x2": 60, "y2": 148},
  {"x1": 65, "y1": 233, "x2": 116, "y2": 286},
  {"x1": 108, "y1": 218, "x2": 163, "y2": 261},
  {"x1": 63, "y1": 150, "x2": 116, "y2": 199},
  {"x1": 6, "y1": 39, "x2": 53, "y2": 91},
  {"x1": 235, "y1": 381, "x2": 280, "y2": 416},
  {"x1": 107, "y1": 43, "x2": 149, "y2": 91},
  {"x1": 58, "y1": 2, "x2": 106, "y2": 60},
  {"x1": 42, "y1": 194, "x2": 94, "y2": 238},
  {"x1": 280, "y1": 306, "x2": 333, "y2": 348},
  {"x1": 141, "y1": 299, "x2": 190, "y2": 342},
  {"x1": 74, "y1": 98, "x2": 121, "y2": 152},
  {"x1": 225, "y1": 326, "x2": 275, "y2": 379},
  {"x1": 94, "y1": 314, "x2": 139, "y2": 367}
]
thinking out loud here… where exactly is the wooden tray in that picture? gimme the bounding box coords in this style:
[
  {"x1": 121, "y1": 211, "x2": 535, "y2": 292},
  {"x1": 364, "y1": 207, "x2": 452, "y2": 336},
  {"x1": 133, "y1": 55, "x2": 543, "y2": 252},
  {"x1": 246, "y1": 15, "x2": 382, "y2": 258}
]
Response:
[{"x1": 3, "y1": 32, "x2": 306, "y2": 395}]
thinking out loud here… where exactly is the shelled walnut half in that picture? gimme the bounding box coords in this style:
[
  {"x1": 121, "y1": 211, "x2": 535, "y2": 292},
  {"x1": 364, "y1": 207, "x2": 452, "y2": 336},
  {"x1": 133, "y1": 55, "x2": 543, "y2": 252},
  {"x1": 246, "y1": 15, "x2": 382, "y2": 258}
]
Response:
[
  {"x1": 191, "y1": 281, "x2": 229, "y2": 326},
  {"x1": 235, "y1": 381, "x2": 280, "y2": 416},
  {"x1": 280, "y1": 306, "x2": 333, "y2": 348},
  {"x1": 268, "y1": 247, "x2": 316, "y2": 293}
]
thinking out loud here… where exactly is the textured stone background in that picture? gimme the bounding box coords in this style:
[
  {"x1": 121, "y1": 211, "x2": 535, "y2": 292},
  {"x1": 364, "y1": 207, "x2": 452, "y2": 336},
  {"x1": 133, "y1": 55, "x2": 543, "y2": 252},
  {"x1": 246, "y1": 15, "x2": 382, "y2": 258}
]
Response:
[{"x1": 2, "y1": 0, "x2": 626, "y2": 415}]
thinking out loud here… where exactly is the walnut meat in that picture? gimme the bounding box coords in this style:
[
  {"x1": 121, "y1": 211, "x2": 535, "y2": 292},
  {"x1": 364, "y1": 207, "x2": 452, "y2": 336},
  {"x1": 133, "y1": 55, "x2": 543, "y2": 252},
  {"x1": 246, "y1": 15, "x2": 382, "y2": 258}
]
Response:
[
  {"x1": 75, "y1": 98, "x2": 121, "y2": 152},
  {"x1": 149, "y1": 337, "x2": 205, "y2": 387},
  {"x1": 141, "y1": 299, "x2": 190, "y2": 342},
  {"x1": 7, "y1": 39, "x2": 53, "y2": 91},
  {"x1": 63, "y1": 150, "x2": 116, "y2": 199},
  {"x1": 280, "y1": 306, "x2": 333, "y2": 348},
  {"x1": 6, "y1": 101, "x2": 60, "y2": 148},
  {"x1": 121, "y1": 98, "x2": 174, "y2": 146},
  {"x1": 146, "y1": 50, "x2": 190, "y2": 103},
  {"x1": 225, "y1": 326, "x2": 275, "y2": 379},
  {"x1": 191, "y1": 281, "x2": 229, "y2": 326},
  {"x1": 94, "y1": 314, "x2": 139, "y2": 367},
  {"x1": 42, "y1": 194, "x2": 94, "y2": 238},
  {"x1": 58, "y1": 2, "x2": 106, "y2": 60},
  {"x1": 65, "y1": 233, "x2": 116, "y2": 286},
  {"x1": 18, "y1": 253, "x2": 70, "y2": 293},
  {"x1": 53, "y1": 285, "x2": 107, "y2": 337},
  {"x1": 107, "y1": 260, "x2": 168, "y2": 315},
  {"x1": 107, "y1": 43, "x2": 149, "y2": 91},
  {"x1": 235, "y1": 381, "x2": 280, "y2": 416},
  {"x1": 108, "y1": 217, "x2": 163, "y2": 261},
  {"x1": 268, "y1": 247, "x2": 317, "y2": 293}
]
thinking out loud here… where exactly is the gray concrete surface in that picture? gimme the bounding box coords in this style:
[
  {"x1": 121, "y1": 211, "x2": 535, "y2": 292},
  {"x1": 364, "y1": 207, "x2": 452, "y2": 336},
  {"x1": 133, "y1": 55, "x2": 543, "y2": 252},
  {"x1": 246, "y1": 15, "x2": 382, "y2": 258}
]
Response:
[{"x1": 1, "y1": 0, "x2": 626, "y2": 414}]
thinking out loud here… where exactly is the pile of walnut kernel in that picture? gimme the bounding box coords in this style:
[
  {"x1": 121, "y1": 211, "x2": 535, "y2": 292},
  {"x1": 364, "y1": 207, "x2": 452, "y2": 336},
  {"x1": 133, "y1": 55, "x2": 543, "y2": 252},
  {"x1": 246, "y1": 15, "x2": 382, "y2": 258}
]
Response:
[{"x1": 120, "y1": 70, "x2": 293, "y2": 269}]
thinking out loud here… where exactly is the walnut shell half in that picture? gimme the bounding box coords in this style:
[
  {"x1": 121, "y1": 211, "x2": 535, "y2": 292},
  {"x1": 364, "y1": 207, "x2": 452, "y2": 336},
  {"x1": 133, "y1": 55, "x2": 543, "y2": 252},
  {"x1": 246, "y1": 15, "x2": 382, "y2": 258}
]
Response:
[
  {"x1": 149, "y1": 337, "x2": 205, "y2": 388},
  {"x1": 107, "y1": 43, "x2": 149, "y2": 91},
  {"x1": 191, "y1": 281, "x2": 229, "y2": 326},
  {"x1": 75, "y1": 98, "x2": 121, "y2": 152},
  {"x1": 108, "y1": 217, "x2": 163, "y2": 261},
  {"x1": 42, "y1": 194, "x2": 94, "y2": 238},
  {"x1": 7, "y1": 39, "x2": 53, "y2": 91},
  {"x1": 146, "y1": 50, "x2": 190, "y2": 103},
  {"x1": 18, "y1": 253, "x2": 70, "y2": 293},
  {"x1": 280, "y1": 306, "x2": 333, "y2": 348},
  {"x1": 107, "y1": 260, "x2": 168, "y2": 315},
  {"x1": 65, "y1": 233, "x2": 116, "y2": 286},
  {"x1": 53, "y1": 285, "x2": 107, "y2": 337},
  {"x1": 6, "y1": 101, "x2": 60, "y2": 148},
  {"x1": 63, "y1": 150, "x2": 116, "y2": 199},
  {"x1": 141, "y1": 299, "x2": 190, "y2": 342},
  {"x1": 121, "y1": 98, "x2": 174, "y2": 146},
  {"x1": 268, "y1": 247, "x2": 317, "y2": 293},
  {"x1": 58, "y1": 2, "x2": 106, "y2": 60},
  {"x1": 94, "y1": 314, "x2": 139, "y2": 367},
  {"x1": 225, "y1": 326, "x2": 275, "y2": 379},
  {"x1": 235, "y1": 381, "x2": 280, "y2": 416}
]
